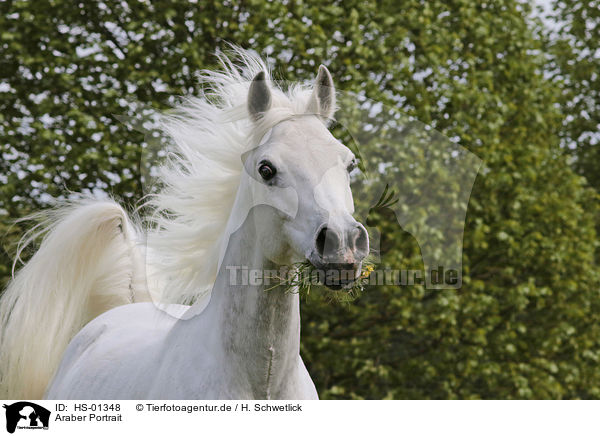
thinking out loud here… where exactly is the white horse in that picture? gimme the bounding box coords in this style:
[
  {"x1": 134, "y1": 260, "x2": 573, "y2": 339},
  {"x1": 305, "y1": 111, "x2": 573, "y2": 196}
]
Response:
[{"x1": 0, "y1": 49, "x2": 369, "y2": 399}]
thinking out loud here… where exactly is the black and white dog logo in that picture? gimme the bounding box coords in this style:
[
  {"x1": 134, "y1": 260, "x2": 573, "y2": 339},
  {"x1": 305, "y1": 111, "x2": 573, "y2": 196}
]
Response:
[{"x1": 3, "y1": 402, "x2": 50, "y2": 433}]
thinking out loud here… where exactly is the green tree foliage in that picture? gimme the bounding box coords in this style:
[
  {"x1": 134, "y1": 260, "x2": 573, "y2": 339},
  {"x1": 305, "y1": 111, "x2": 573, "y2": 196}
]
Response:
[
  {"x1": 1, "y1": 0, "x2": 599, "y2": 398},
  {"x1": 543, "y1": 0, "x2": 600, "y2": 190}
]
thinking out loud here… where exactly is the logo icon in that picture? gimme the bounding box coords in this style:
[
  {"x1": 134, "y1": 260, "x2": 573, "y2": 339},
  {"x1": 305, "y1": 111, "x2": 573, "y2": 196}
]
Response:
[{"x1": 3, "y1": 402, "x2": 50, "y2": 434}]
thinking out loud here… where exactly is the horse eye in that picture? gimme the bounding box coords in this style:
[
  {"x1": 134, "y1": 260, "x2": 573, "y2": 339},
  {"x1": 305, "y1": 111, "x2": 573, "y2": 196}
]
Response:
[
  {"x1": 347, "y1": 158, "x2": 358, "y2": 173},
  {"x1": 258, "y1": 161, "x2": 276, "y2": 181}
]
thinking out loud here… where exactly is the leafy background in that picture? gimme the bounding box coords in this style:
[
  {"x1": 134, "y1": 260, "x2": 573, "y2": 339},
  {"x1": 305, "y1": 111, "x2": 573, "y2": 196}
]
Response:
[{"x1": 1, "y1": 0, "x2": 599, "y2": 398}]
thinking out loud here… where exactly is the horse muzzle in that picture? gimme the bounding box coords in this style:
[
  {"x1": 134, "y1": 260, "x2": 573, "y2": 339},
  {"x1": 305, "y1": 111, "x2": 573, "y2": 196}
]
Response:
[{"x1": 308, "y1": 220, "x2": 369, "y2": 290}]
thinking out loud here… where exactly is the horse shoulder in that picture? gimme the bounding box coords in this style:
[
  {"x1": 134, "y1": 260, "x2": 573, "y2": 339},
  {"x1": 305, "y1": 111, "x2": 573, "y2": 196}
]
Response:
[
  {"x1": 296, "y1": 356, "x2": 319, "y2": 399},
  {"x1": 46, "y1": 302, "x2": 175, "y2": 399}
]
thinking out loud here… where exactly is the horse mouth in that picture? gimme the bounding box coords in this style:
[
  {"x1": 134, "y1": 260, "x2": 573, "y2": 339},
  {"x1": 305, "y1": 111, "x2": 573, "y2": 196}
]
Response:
[
  {"x1": 324, "y1": 278, "x2": 357, "y2": 290},
  {"x1": 308, "y1": 261, "x2": 362, "y2": 291}
]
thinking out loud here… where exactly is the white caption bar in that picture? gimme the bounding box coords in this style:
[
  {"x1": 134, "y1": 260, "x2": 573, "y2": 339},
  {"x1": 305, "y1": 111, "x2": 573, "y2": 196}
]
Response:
[{"x1": 1, "y1": 400, "x2": 597, "y2": 436}]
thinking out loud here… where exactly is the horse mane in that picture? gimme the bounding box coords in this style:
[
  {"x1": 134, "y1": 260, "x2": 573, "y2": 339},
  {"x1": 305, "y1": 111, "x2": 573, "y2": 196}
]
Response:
[{"x1": 144, "y1": 47, "x2": 319, "y2": 305}]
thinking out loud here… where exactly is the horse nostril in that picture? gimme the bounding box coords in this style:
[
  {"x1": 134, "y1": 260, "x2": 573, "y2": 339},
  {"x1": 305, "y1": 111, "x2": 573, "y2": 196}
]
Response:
[{"x1": 315, "y1": 226, "x2": 341, "y2": 259}]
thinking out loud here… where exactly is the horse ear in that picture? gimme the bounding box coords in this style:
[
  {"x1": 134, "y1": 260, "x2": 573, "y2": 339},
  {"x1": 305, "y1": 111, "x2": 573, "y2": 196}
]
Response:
[
  {"x1": 247, "y1": 71, "x2": 271, "y2": 121},
  {"x1": 307, "y1": 65, "x2": 336, "y2": 120}
]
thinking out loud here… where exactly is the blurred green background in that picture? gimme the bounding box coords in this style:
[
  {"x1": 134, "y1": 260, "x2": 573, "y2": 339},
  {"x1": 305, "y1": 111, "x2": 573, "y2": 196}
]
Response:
[{"x1": 1, "y1": 0, "x2": 600, "y2": 398}]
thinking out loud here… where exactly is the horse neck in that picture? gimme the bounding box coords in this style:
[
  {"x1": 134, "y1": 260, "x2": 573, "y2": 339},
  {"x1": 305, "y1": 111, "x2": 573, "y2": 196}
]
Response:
[{"x1": 207, "y1": 208, "x2": 301, "y2": 397}]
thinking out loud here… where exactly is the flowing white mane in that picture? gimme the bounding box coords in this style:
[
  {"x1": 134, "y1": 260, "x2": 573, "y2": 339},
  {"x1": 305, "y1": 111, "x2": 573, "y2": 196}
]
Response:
[{"x1": 144, "y1": 48, "x2": 318, "y2": 305}]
